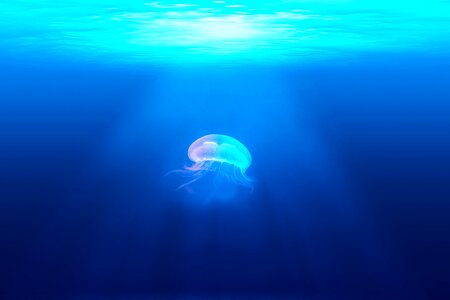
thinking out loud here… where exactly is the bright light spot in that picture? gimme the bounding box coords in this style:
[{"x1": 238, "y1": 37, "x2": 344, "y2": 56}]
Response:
[{"x1": 193, "y1": 17, "x2": 262, "y2": 40}]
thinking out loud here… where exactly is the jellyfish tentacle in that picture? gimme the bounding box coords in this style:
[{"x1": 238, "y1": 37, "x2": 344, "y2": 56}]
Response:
[{"x1": 176, "y1": 173, "x2": 203, "y2": 191}]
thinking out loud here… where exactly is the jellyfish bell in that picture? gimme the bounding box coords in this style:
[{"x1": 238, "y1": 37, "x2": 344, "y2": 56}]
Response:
[
  {"x1": 188, "y1": 134, "x2": 251, "y2": 173},
  {"x1": 175, "y1": 134, "x2": 253, "y2": 193}
]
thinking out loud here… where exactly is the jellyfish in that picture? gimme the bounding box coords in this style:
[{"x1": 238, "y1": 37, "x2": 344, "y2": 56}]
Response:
[{"x1": 175, "y1": 134, "x2": 253, "y2": 191}]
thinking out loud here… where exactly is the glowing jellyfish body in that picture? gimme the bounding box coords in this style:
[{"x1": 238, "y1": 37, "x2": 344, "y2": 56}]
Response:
[{"x1": 178, "y1": 134, "x2": 252, "y2": 190}]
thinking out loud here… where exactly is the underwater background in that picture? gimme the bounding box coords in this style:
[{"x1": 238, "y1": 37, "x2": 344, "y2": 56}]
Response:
[{"x1": 1, "y1": 1, "x2": 450, "y2": 299}]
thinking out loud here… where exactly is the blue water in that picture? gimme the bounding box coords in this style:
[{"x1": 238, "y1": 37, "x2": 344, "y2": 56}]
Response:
[{"x1": 1, "y1": 1, "x2": 450, "y2": 300}]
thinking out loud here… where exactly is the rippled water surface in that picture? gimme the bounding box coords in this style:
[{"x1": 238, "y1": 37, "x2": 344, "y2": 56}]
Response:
[{"x1": 2, "y1": 0, "x2": 450, "y2": 63}]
